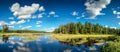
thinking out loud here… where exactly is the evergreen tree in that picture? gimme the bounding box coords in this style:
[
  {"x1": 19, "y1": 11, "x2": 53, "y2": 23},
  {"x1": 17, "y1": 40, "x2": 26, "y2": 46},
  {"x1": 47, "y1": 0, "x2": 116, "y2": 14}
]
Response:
[{"x1": 54, "y1": 22, "x2": 120, "y2": 35}]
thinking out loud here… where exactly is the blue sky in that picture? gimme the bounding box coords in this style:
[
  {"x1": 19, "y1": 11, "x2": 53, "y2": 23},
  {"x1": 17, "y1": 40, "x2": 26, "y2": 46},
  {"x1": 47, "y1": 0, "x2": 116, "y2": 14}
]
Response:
[{"x1": 0, "y1": 0, "x2": 120, "y2": 32}]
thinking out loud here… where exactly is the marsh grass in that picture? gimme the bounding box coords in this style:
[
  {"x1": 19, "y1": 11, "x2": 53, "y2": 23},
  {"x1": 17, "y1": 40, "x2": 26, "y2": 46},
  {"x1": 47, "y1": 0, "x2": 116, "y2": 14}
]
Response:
[
  {"x1": 52, "y1": 34, "x2": 113, "y2": 41},
  {"x1": 52, "y1": 34, "x2": 113, "y2": 46},
  {"x1": 0, "y1": 33, "x2": 49, "y2": 37}
]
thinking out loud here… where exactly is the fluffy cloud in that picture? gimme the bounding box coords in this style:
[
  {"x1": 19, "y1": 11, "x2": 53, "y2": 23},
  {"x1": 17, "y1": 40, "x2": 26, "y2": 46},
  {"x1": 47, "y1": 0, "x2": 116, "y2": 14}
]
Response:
[
  {"x1": 118, "y1": 22, "x2": 120, "y2": 25},
  {"x1": 113, "y1": 10, "x2": 120, "y2": 18},
  {"x1": 71, "y1": 11, "x2": 81, "y2": 19},
  {"x1": 39, "y1": 6, "x2": 45, "y2": 12},
  {"x1": 9, "y1": 17, "x2": 14, "y2": 20},
  {"x1": 81, "y1": 12, "x2": 85, "y2": 17},
  {"x1": 36, "y1": 21, "x2": 42, "y2": 25},
  {"x1": 10, "y1": 21, "x2": 17, "y2": 25},
  {"x1": 21, "y1": 26, "x2": 32, "y2": 30},
  {"x1": 49, "y1": 11, "x2": 55, "y2": 15},
  {"x1": 0, "y1": 21, "x2": 8, "y2": 26},
  {"x1": 8, "y1": 25, "x2": 14, "y2": 28},
  {"x1": 44, "y1": 27, "x2": 55, "y2": 32},
  {"x1": 10, "y1": 20, "x2": 26, "y2": 25},
  {"x1": 31, "y1": 15, "x2": 37, "y2": 19},
  {"x1": 72, "y1": 11, "x2": 78, "y2": 16},
  {"x1": 10, "y1": 3, "x2": 40, "y2": 19},
  {"x1": 17, "y1": 20, "x2": 26, "y2": 24},
  {"x1": 36, "y1": 21, "x2": 42, "y2": 28},
  {"x1": 10, "y1": 3, "x2": 20, "y2": 12},
  {"x1": 85, "y1": 0, "x2": 111, "y2": 19},
  {"x1": 48, "y1": 11, "x2": 59, "y2": 17},
  {"x1": 38, "y1": 14, "x2": 43, "y2": 18}
]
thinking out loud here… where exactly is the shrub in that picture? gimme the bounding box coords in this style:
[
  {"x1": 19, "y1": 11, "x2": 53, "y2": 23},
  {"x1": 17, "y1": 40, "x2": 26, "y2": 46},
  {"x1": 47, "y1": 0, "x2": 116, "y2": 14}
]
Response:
[{"x1": 101, "y1": 42, "x2": 120, "y2": 52}]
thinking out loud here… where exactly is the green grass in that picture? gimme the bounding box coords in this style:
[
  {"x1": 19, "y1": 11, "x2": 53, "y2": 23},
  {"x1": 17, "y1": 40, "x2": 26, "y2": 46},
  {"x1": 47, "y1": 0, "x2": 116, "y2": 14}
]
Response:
[
  {"x1": 102, "y1": 42, "x2": 120, "y2": 52},
  {"x1": 0, "y1": 33, "x2": 50, "y2": 37},
  {"x1": 52, "y1": 34, "x2": 113, "y2": 41},
  {"x1": 52, "y1": 34, "x2": 114, "y2": 45},
  {"x1": 0, "y1": 33, "x2": 42, "y2": 41}
]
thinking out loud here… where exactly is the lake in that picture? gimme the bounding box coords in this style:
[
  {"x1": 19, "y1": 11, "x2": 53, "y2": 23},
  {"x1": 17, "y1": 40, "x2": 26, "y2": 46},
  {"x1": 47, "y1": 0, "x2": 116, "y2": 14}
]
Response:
[{"x1": 0, "y1": 35, "x2": 105, "y2": 52}]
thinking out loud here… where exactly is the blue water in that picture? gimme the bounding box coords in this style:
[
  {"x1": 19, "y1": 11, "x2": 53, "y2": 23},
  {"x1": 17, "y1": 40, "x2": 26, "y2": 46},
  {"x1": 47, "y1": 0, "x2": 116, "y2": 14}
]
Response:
[{"x1": 0, "y1": 35, "x2": 104, "y2": 52}]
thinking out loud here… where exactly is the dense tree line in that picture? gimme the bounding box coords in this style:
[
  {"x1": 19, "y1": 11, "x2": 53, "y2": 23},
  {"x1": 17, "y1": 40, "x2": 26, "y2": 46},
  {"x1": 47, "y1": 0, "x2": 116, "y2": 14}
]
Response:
[
  {"x1": 0, "y1": 25, "x2": 47, "y2": 33},
  {"x1": 6, "y1": 30, "x2": 47, "y2": 33},
  {"x1": 54, "y1": 22, "x2": 120, "y2": 35}
]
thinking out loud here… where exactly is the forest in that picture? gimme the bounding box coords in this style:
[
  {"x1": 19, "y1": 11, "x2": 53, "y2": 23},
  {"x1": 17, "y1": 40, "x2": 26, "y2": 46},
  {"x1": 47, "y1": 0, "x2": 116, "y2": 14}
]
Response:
[
  {"x1": 54, "y1": 22, "x2": 120, "y2": 35},
  {"x1": 0, "y1": 25, "x2": 46, "y2": 33}
]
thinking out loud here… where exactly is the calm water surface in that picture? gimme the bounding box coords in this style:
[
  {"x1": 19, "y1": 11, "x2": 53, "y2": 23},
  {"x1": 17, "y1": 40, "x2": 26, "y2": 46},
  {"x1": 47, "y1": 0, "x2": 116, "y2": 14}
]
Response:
[{"x1": 0, "y1": 35, "x2": 105, "y2": 52}]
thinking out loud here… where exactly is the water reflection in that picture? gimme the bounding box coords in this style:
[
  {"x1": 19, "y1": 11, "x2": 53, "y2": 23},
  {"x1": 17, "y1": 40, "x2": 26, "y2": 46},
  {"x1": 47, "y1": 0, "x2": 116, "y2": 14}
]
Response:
[
  {"x1": 2, "y1": 35, "x2": 9, "y2": 42},
  {"x1": 0, "y1": 35, "x2": 105, "y2": 52}
]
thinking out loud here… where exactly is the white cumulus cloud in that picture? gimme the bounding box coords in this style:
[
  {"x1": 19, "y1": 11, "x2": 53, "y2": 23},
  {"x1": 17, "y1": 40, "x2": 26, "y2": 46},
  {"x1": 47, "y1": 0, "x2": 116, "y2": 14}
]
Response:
[
  {"x1": 9, "y1": 17, "x2": 14, "y2": 20},
  {"x1": 84, "y1": 0, "x2": 111, "y2": 19},
  {"x1": 36, "y1": 21, "x2": 42, "y2": 25},
  {"x1": 48, "y1": 11, "x2": 59, "y2": 17},
  {"x1": 8, "y1": 25, "x2": 14, "y2": 28},
  {"x1": 10, "y1": 20, "x2": 26, "y2": 25},
  {"x1": 44, "y1": 27, "x2": 55, "y2": 32},
  {"x1": 39, "y1": 6, "x2": 45, "y2": 12},
  {"x1": 0, "y1": 21, "x2": 8, "y2": 26},
  {"x1": 38, "y1": 14, "x2": 43, "y2": 18},
  {"x1": 10, "y1": 3, "x2": 40, "y2": 19},
  {"x1": 21, "y1": 26, "x2": 32, "y2": 30},
  {"x1": 113, "y1": 10, "x2": 120, "y2": 18},
  {"x1": 31, "y1": 15, "x2": 37, "y2": 19},
  {"x1": 118, "y1": 22, "x2": 120, "y2": 25},
  {"x1": 17, "y1": 20, "x2": 26, "y2": 24},
  {"x1": 10, "y1": 21, "x2": 17, "y2": 25},
  {"x1": 49, "y1": 11, "x2": 55, "y2": 15},
  {"x1": 71, "y1": 11, "x2": 78, "y2": 16},
  {"x1": 10, "y1": 3, "x2": 20, "y2": 12}
]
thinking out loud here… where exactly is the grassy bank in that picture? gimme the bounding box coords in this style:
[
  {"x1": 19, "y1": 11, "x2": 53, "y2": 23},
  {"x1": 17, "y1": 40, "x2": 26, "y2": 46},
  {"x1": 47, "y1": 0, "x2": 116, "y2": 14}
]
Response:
[
  {"x1": 0, "y1": 33, "x2": 51, "y2": 36},
  {"x1": 52, "y1": 34, "x2": 114, "y2": 45},
  {"x1": 52, "y1": 34, "x2": 113, "y2": 41}
]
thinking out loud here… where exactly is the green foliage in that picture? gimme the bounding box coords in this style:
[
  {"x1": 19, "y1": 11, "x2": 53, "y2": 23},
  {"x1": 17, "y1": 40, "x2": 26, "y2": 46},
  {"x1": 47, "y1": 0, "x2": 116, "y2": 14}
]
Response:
[
  {"x1": 54, "y1": 22, "x2": 120, "y2": 35},
  {"x1": 1, "y1": 25, "x2": 9, "y2": 35},
  {"x1": 6, "y1": 30, "x2": 47, "y2": 33},
  {"x1": 106, "y1": 36, "x2": 120, "y2": 42},
  {"x1": 101, "y1": 42, "x2": 120, "y2": 52},
  {"x1": 2, "y1": 25, "x2": 9, "y2": 32},
  {"x1": 101, "y1": 36, "x2": 120, "y2": 52}
]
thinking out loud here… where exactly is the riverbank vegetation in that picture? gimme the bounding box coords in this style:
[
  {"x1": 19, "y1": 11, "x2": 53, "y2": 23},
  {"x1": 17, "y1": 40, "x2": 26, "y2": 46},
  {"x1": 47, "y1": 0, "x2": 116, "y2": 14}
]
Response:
[
  {"x1": 52, "y1": 34, "x2": 113, "y2": 46},
  {"x1": 53, "y1": 22, "x2": 120, "y2": 52},
  {"x1": 54, "y1": 22, "x2": 120, "y2": 35},
  {"x1": 1, "y1": 22, "x2": 120, "y2": 52},
  {"x1": 52, "y1": 34, "x2": 120, "y2": 52},
  {"x1": 0, "y1": 25, "x2": 49, "y2": 36},
  {"x1": 52, "y1": 34, "x2": 113, "y2": 42}
]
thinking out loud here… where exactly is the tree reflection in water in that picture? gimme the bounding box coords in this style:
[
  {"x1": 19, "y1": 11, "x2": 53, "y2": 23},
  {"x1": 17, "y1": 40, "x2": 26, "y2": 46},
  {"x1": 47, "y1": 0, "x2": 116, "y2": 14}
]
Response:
[
  {"x1": 0, "y1": 35, "x2": 105, "y2": 52},
  {"x1": 2, "y1": 35, "x2": 9, "y2": 42}
]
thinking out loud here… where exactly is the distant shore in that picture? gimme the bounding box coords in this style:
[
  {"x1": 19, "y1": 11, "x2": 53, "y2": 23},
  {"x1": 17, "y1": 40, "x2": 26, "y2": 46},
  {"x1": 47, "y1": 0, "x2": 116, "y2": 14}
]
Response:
[{"x1": 0, "y1": 33, "x2": 51, "y2": 36}]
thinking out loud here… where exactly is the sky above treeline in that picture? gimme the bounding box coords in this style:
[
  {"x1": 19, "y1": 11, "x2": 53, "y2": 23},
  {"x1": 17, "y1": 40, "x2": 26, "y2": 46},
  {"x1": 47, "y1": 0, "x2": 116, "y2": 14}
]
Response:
[{"x1": 0, "y1": 0, "x2": 120, "y2": 32}]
